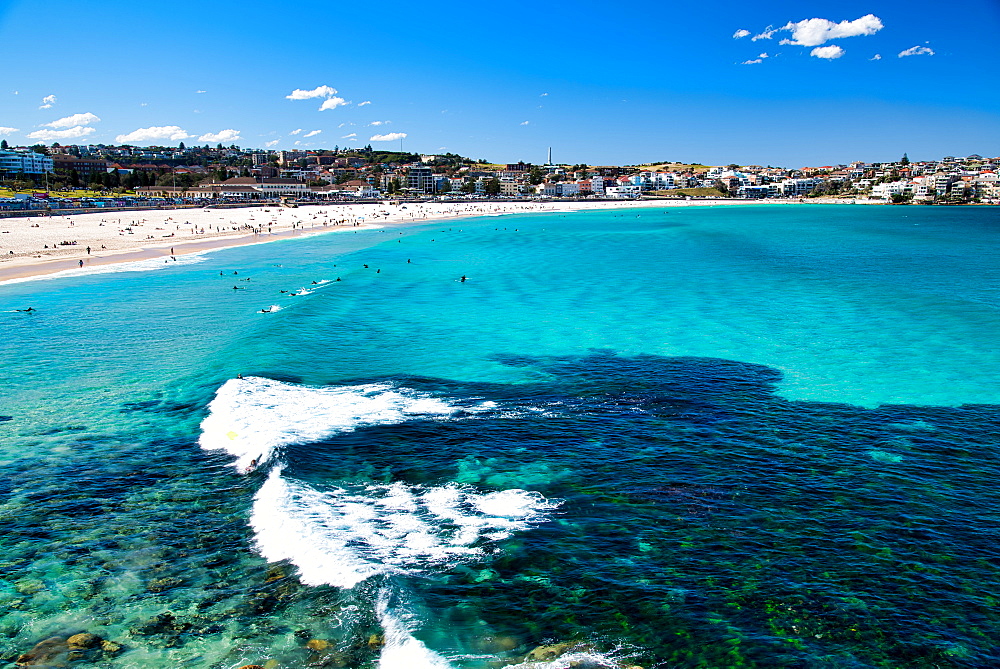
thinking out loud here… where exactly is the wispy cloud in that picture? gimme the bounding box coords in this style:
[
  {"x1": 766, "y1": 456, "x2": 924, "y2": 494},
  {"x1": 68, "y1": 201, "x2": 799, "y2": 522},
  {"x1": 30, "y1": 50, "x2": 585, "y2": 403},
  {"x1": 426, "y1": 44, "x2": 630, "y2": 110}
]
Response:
[
  {"x1": 540, "y1": 92, "x2": 548, "y2": 97},
  {"x1": 0, "y1": 126, "x2": 18, "y2": 135},
  {"x1": 196, "y1": 90, "x2": 207, "y2": 94},
  {"x1": 520, "y1": 120, "x2": 530, "y2": 125},
  {"x1": 289, "y1": 128, "x2": 303, "y2": 135},
  {"x1": 811, "y1": 45, "x2": 845, "y2": 59},
  {"x1": 27, "y1": 126, "x2": 95, "y2": 141},
  {"x1": 357, "y1": 100, "x2": 371, "y2": 107},
  {"x1": 778, "y1": 14, "x2": 883, "y2": 46},
  {"x1": 198, "y1": 129, "x2": 241, "y2": 143},
  {"x1": 752, "y1": 26, "x2": 777, "y2": 41},
  {"x1": 265, "y1": 140, "x2": 279, "y2": 147},
  {"x1": 303, "y1": 129, "x2": 322, "y2": 137},
  {"x1": 870, "y1": 54, "x2": 882, "y2": 60},
  {"x1": 319, "y1": 97, "x2": 349, "y2": 111},
  {"x1": 368, "y1": 120, "x2": 390, "y2": 126},
  {"x1": 733, "y1": 29, "x2": 751, "y2": 39},
  {"x1": 741, "y1": 58, "x2": 763, "y2": 65},
  {"x1": 286, "y1": 85, "x2": 338, "y2": 100},
  {"x1": 341, "y1": 133, "x2": 357, "y2": 138},
  {"x1": 115, "y1": 126, "x2": 190, "y2": 143},
  {"x1": 39, "y1": 94, "x2": 56, "y2": 109},
  {"x1": 898, "y1": 45, "x2": 934, "y2": 57},
  {"x1": 45, "y1": 112, "x2": 100, "y2": 128},
  {"x1": 370, "y1": 132, "x2": 407, "y2": 142}
]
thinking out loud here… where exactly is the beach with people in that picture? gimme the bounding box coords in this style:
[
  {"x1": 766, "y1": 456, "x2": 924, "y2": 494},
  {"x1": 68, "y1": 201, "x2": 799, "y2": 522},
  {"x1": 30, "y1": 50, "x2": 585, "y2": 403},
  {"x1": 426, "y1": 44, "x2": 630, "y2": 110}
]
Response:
[{"x1": 0, "y1": 198, "x2": 855, "y2": 284}]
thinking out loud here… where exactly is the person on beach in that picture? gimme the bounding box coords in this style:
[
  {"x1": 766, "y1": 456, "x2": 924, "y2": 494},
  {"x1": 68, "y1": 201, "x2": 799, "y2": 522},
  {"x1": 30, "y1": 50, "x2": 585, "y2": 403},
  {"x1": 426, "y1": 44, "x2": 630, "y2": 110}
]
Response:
[{"x1": 78, "y1": 260, "x2": 84, "y2": 267}]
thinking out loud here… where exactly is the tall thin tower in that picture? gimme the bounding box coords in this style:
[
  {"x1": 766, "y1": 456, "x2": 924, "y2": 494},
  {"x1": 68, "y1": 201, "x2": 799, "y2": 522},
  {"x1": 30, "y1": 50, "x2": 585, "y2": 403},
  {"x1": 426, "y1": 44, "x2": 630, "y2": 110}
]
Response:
[{"x1": 547, "y1": 147, "x2": 552, "y2": 165}]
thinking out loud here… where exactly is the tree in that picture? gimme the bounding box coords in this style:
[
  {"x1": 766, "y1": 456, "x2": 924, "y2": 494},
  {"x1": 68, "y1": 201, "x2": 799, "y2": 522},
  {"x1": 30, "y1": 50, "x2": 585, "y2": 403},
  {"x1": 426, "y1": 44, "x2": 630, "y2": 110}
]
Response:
[
  {"x1": 0, "y1": 139, "x2": 7, "y2": 149},
  {"x1": 900, "y1": 153, "x2": 909, "y2": 166},
  {"x1": 485, "y1": 177, "x2": 501, "y2": 196},
  {"x1": 438, "y1": 179, "x2": 451, "y2": 194},
  {"x1": 69, "y1": 169, "x2": 80, "y2": 188},
  {"x1": 179, "y1": 142, "x2": 186, "y2": 150},
  {"x1": 528, "y1": 166, "x2": 544, "y2": 185},
  {"x1": 460, "y1": 179, "x2": 476, "y2": 194}
]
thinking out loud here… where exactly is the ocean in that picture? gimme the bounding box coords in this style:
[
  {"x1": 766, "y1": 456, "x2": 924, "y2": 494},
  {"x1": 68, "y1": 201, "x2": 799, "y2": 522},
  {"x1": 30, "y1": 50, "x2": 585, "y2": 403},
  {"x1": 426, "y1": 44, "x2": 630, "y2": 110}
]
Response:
[{"x1": 1, "y1": 203, "x2": 999, "y2": 668}]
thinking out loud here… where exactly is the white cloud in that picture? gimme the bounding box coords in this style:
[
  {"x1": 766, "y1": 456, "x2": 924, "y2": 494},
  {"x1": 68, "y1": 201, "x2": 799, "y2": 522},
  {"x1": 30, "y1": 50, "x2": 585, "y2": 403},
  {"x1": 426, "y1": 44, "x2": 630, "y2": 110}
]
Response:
[
  {"x1": 741, "y1": 58, "x2": 763, "y2": 65},
  {"x1": 0, "y1": 126, "x2": 19, "y2": 135},
  {"x1": 294, "y1": 140, "x2": 301, "y2": 146},
  {"x1": 303, "y1": 129, "x2": 322, "y2": 137},
  {"x1": 870, "y1": 54, "x2": 882, "y2": 60},
  {"x1": 286, "y1": 85, "x2": 338, "y2": 100},
  {"x1": 811, "y1": 45, "x2": 845, "y2": 59},
  {"x1": 540, "y1": 92, "x2": 548, "y2": 97},
  {"x1": 318, "y1": 97, "x2": 349, "y2": 111},
  {"x1": 27, "y1": 126, "x2": 95, "y2": 141},
  {"x1": 290, "y1": 128, "x2": 303, "y2": 135},
  {"x1": 759, "y1": 52, "x2": 770, "y2": 58},
  {"x1": 752, "y1": 26, "x2": 777, "y2": 41},
  {"x1": 198, "y1": 129, "x2": 241, "y2": 143},
  {"x1": 370, "y1": 132, "x2": 407, "y2": 142},
  {"x1": 140, "y1": 102, "x2": 148, "y2": 107},
  {"x1": 357, "y1": 100, "x2": 371, "y2": 107},
  {"x1": 341, "y1": 133, "x2": 357, "y2": 139},
  {"x1": 115, "y1": 125, "x2": 191, "y2": 143},
  {"x1": 45, "y1": 112, "x2": 100, "y2": 128},
  {"x1": 39, "y1": 94, "x2": 56, "y2": 109},
  {"x1": 265, "y1": 140, "x2": 279, "y2": 147},
  {"x1": 369, "y1": 120, "x2": 390, "y2": 126},
  {"x1": 733, "y1": 29, "x2": 751, "y2": 39},
  {"x1": 520, "y1": 120, "x2": 530, "y2": 125},
  {"x1": 898, "y1": 45, "x2": 934, "y2": 57},
  {"x1": 196, "y1": 90, "x2": 206, "y2": 94},
  {"x1": 779, "y1": 14, "x2": 883, "y2": 47}
]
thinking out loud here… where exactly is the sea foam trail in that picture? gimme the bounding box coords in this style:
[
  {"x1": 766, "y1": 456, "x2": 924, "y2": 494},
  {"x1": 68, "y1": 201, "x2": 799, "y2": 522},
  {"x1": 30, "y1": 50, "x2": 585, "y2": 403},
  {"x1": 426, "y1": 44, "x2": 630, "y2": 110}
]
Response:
[
  {"x1": 251, "y1": 469, "x2": 560, "y2": 588},
  {"x1": 376, "y1": 588, "x2": 454, "y2": 669},
  {"x1": 198, "y1": 377, "x2": 461, "y2": 471}
]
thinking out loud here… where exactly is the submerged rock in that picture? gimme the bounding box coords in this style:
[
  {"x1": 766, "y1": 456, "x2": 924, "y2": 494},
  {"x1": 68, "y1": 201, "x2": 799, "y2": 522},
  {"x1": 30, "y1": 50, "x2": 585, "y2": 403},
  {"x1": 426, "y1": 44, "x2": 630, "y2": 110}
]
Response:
[
  {"x1": 66, "y1": 633, "x2": 101, "y2": 650},
  {"x1": 306, "y1": 639, "x2": 332, "y2": 652},
  {"x1": 367, "y1": 634, "x2": 384, "y2": 650},
  {"x1": 15, "y1": 636, "x2": 68, "y2": 667},
  {"x1": 100, "y1": 640, "x2": 122, "y2": 655},
  {"x1": 525, "y1": 641, "x2": 595, "y2": 662},
  {"x1": 147, "y1": 576, "x2": 183, "y2": 593}
]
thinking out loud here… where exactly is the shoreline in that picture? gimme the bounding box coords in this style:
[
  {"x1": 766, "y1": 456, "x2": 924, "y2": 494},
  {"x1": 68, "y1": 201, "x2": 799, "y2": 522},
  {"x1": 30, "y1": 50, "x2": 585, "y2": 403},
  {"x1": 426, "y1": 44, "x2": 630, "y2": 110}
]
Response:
[{"x1": 0, "y1": 198, "x2": 872, "y2": 285}]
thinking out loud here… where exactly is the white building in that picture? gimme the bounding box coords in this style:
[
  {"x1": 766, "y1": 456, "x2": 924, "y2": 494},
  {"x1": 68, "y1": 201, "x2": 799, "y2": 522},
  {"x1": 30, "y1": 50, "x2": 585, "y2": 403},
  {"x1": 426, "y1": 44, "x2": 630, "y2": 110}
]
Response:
[{"x1": 0, "y1": 150, "x2": 54, "y2": 175}]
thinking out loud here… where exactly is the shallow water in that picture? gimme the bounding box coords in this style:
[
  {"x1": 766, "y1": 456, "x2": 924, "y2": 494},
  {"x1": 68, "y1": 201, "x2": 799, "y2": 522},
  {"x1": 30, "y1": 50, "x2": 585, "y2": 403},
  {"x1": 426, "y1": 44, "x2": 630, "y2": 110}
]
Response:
[{"x1": 1, "y1": 204, "x2": 999, "y2": 668}]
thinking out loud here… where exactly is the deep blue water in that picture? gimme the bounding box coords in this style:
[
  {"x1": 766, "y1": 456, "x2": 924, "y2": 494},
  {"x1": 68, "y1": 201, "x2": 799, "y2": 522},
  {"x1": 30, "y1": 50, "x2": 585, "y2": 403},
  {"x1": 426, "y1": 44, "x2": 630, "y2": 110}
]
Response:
[{"x1": 1, "y1": 204, "x2": 999, "y2": 668}]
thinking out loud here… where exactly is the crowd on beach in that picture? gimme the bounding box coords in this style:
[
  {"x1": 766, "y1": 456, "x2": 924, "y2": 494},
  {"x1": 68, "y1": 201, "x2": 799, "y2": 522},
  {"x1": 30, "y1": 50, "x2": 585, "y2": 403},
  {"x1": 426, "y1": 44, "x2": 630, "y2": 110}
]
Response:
[{"x1": 0, "y1": 198, "x2": 737, "y2": 283}]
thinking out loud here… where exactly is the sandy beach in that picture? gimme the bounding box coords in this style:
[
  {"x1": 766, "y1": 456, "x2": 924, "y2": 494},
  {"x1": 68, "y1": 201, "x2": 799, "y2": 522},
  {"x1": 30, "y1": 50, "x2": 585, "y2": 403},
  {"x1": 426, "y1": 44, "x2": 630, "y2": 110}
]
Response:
[{"x1": 0, "y1": 198, "x2": 861, "y2": 284}]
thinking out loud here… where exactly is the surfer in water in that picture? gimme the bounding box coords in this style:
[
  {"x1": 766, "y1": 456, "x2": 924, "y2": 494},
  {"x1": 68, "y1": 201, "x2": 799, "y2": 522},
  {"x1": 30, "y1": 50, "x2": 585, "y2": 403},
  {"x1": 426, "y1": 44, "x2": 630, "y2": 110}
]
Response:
[
  {"x1": 16, "y1": 307, "x2": 36, "y2": 312},
  {"x1": 460, "y1": 275, "x2": 467, "y2": 283}
]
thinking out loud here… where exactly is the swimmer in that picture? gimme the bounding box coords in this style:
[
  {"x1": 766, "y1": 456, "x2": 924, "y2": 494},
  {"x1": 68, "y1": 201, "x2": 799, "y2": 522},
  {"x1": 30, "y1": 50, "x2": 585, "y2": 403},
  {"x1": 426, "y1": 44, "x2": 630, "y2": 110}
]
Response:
[
  {"x1": 311, "y1": 281, "x2": 318, "y2": 285},
  {"x1": 364, "y1": 264, "x2": 369, "y2": 268},
  {"x1": 336, "y1": 277, "x2": 341, "y2": 282},
  {"x1": 280, "y1": 290, "x2": 288, "y2": 293},
  {"x1": 460, "y1": 275, "x2": 467, "y2": 282},
  {"x1": 237, "y1": 373, "x2": 243, "y2": 379},
  {"x1": 260, "y1": 307, "x2": 272, "y2": 313}
]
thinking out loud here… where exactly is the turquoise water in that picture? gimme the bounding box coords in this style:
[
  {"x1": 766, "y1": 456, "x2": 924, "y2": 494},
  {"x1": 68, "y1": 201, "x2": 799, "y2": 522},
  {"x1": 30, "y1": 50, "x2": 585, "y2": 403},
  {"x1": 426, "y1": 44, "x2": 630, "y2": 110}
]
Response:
[{"x1": 1, "y1": 204, "x2": 999, "y2": 668}]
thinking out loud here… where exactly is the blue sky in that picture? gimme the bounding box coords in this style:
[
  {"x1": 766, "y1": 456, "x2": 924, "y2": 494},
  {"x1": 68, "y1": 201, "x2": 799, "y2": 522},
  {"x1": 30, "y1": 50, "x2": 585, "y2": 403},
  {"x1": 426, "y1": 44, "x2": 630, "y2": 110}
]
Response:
[{"x1": 1, "y1": 0, "x2": 997, "y2": 166}]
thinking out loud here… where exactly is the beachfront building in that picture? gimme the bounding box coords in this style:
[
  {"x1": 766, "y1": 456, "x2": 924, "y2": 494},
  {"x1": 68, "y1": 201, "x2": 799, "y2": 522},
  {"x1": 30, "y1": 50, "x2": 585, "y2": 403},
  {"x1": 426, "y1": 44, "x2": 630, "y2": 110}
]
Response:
[
  {"x1": 405, "y1": 165, "x2": 436, "y2": 194},
  {"x1": 0, "y1": 150, "x2": 54, "y2": 175}
]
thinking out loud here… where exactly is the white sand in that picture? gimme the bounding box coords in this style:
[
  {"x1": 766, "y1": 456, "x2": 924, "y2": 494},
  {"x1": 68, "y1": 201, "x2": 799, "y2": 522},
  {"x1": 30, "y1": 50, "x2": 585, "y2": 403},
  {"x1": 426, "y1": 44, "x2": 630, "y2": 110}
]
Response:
[{"x1": 0, "y1": 198, "x2": 863, "y2": 283}]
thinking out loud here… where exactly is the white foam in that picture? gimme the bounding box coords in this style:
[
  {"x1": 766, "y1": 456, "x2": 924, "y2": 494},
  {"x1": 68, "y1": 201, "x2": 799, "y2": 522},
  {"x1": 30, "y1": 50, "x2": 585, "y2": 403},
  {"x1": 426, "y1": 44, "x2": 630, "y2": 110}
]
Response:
[
  {"x1": 376, "y1": 589, "x2": 454, "y2": 669},
  {"x1": 198, "y1": 377, "x2": 460, "y2": 470},
  {"x1": 250, "y1": 469, "x2": 559, "y2": 588},
  {"x1": 0, "y1": 250, "x2": 211, "y2": 285}
]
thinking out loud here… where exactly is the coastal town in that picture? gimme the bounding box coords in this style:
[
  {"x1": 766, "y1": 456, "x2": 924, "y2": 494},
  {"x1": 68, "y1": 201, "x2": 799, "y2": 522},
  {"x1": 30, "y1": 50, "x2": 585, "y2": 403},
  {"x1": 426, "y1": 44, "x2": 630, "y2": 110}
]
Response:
[{"x1": 1, "y1": 140, "x2": 998, "y2": 212}]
